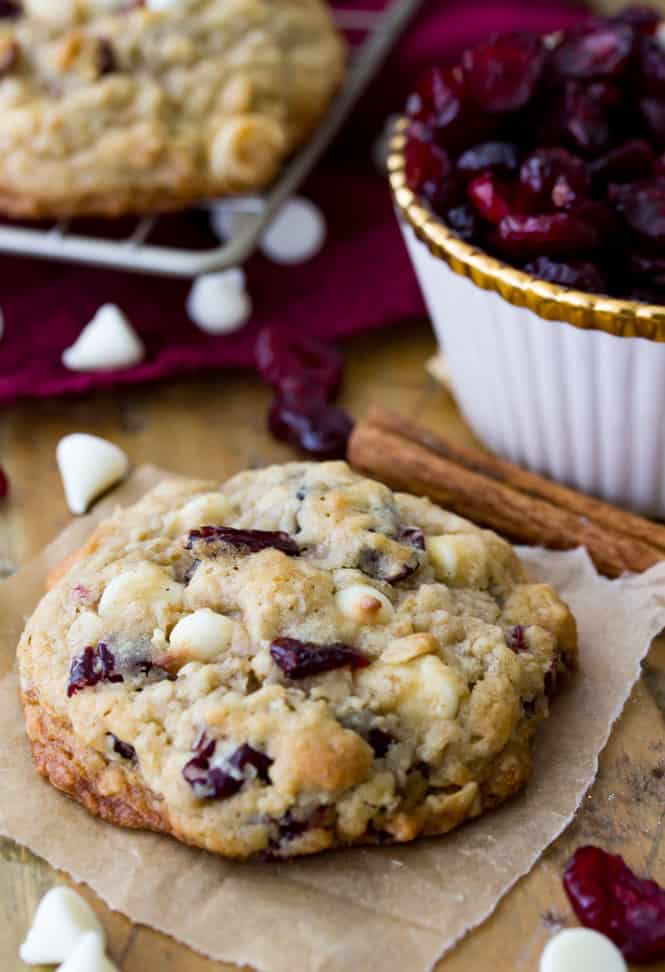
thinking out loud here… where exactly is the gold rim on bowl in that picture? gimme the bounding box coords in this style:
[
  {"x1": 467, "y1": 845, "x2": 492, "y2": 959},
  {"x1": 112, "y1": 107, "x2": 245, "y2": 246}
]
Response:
[{"x1": 388, "y1": 119, "x2": 665, "y2": 343}]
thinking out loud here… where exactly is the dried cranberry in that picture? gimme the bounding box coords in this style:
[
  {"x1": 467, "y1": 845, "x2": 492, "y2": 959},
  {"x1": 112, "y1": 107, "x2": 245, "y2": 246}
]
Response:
[
  {"x1": 639, "y1": 36, "x2": 665, "y2": 95},
  {"x1": 629, "y1": 250, "x2": 665, "y2": 285},
  {"x1": 443, "y1": 203, "x2": 481, "y2": 242},
  {"x1": 255, "y1": 327, "x2": 343, "y2": 403},
  {"x1": 495, "y1": 212, "x2": 599, "y2": 259},
  {"x1": 186, "y1": 525, "x2": 299, "y2": 557},
  {"x1": 559, "y1": 84, "x2": 612, "y2": 156},
  {"x1": 524, "y1": 256, "x2": 606, "y2": 293},
  {"x1": 612, "y1": 6, "x2": 661, "y2": 35},
  {"x1": 397, "y1": 526, "x2": 426, "y2": 551},
  {"x1": 67, "y1": 643, "x2": 123, "y2": 697},
  {"x1": 640, "y1": 96, "x2": 665, "y2": 145},
  {"x1": 367, "y1": 728, "x2": 395, "y2": 758},
  {"x1": 462, "y1": 32, "x2": 545, "y2": 112},
  {"x1": 406, "y1": 65, "x2": 468, "y2": 147},
  {"x1": 590, "y1": 139, "x2": 655, "y2": 185},
  {"x1": 507, "y1": 625, "x2": 528, "y2": 653},
  {"x1": 96, "y1": 39, "x2": 115, "y2": 76},
  {"x1": 269, "y1": 396, "x2": 353, "y2": 461},
  {"x1": 270, "y1": 637, "x2": 370, "y2": 679},
  {"x1": 467, "y1": 172, "x2": 512, "y2": 225},
  {"x1": 552, "y1": 22, "x2": 635, "y2": 80},
  {"x1": 183, "y1": 737, "x2": 272, "y2": 801},
  {"x1": 518, "y1": 148, "x2": 589, "y2": 211},
  {"x1": 356, "y1": 546, "x2": 419, "y2": 585},
  {"x1": 457, "y1": 141, "x2": 520, "y2": 179},
  {"x1": 612, "y1": 178, "x2": 665, "y2": 242},
  {"x1": 0, "y1": 1, "x2": 20, "y2": 17},
  {"x1": 404, "y1": 133, "x2": 453, "y2": 209},
  {"x1": 110, "y1": 735, "x2": 136, "y2": 761},
  {"x1": 563, "y1": 845, "x2": 665, "y2": 962},
  {"x1": 0, "y1": 468, "x2": 9, "y2": 499}
]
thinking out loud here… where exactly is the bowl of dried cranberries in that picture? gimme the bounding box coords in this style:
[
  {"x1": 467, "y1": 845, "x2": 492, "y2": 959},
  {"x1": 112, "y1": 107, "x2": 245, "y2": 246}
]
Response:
[{"x1": 390, "y1": 4, "x2": 665, "y2": 515}]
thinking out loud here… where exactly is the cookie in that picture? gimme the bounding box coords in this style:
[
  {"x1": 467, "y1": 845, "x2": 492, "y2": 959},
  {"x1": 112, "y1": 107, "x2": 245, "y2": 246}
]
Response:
[
  {"x1": 18, "y1": 462, "x2": 577, "y2": 860},
  {"x1": 0, "y1": 0, "x2": 345, "y2": 218}
]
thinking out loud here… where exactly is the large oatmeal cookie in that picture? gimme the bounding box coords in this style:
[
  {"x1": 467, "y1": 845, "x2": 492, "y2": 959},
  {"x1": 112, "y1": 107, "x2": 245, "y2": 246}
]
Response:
[
  {"x1": 18, "y1": 462, "x2": 577, "y2": 860},
  {"x1": 0, "y1": 0, "x2": 345, "y2": 218}
]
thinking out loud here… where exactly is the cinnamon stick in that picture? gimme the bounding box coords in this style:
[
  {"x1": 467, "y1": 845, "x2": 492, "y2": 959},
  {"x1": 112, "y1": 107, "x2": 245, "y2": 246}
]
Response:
[{"x1": 348, "y1": 420, "x2": 664, "y2": 578}]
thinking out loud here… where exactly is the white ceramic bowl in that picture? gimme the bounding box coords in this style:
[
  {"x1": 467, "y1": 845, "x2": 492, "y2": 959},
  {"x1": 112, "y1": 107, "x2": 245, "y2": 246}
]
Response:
[{"x1": 389, "y1": 124, "x2": 665, "y2": 517}]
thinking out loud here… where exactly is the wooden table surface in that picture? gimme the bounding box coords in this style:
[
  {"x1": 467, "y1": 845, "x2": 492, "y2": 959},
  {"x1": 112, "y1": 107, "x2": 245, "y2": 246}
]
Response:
[{"x1": 2, "y1": 321, "x2": 665, "y2": 971}]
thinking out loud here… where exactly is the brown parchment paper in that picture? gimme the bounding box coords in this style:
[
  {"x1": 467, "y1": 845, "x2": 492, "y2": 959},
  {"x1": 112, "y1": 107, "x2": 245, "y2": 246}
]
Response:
[{"x1": 1, "y1": 465, "x2": 665, "y2": 972}]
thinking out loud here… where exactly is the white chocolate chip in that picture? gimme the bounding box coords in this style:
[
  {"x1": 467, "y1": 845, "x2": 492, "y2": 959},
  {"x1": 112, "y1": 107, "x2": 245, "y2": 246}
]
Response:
[
  {"x1": 427, "y1": 534, "x2": 489, "y2": 587},
  {"x1": 335, "y1": 584, "x2": 394, "y2": 625},
  {"x1": 99, "y1": 562, "x2": 183, "y2": 622},
  {"x1": 260, "y1": 197, "x2": 326, "y2": 265},
  {"x1": 169, "y1": 609, "x2": 234, "y2": 661},
  {"x1": 540, "y1": 929, "x2": 627, "y2": 972},
  {"x1": 144, "y1": 0, "x2": 182, "y2": 10},
  {"x1": 186, "y1": 269, "x2": 252, "y2": 335},
  {"x1": 56, "y1": 434, "x2": 129, "y2": 516},
  {"x1": 165, "y1": 491, "x2": 231, "y2": 535},
  {"x1": 356, "y1": 655, "x2": 461, "y2": 725},
  {"x1": 19, "y1": 886, "x2": 105, "y2": 965},
  {"x1": 58, "y1": 932, "x2": 119, "y2": 972},
  {"x1": 62, "y1": 304, "x2": 145, "y2": 372},
  {"x1": 381, "y1": 633, "x2": 438, "y2": 665}
]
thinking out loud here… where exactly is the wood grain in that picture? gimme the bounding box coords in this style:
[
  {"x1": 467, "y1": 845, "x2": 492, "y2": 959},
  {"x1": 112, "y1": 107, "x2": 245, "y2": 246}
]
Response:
[{"x1": 2, "y1": 323, "x2": 665, "y2": 971}]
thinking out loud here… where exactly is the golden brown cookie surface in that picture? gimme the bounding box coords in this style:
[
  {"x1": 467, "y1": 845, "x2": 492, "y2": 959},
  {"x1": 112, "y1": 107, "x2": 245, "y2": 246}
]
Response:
[
  {"x1": 18, "y1": 462, "x2": 577, "y2": 859},
  {"x1": 0, "y1": 0, "x2": 345, "y2": 217}
]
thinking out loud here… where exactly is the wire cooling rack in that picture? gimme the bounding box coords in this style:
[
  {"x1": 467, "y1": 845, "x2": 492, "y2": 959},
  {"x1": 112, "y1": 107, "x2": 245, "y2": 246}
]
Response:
[{"x1": 0, "y1": 0, "x2": 422, "y2": 277}]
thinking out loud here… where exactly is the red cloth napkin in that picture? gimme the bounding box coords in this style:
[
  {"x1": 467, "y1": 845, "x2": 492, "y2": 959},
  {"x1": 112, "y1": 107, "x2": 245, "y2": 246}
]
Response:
[{"x1": 0, "y1": 0, "x2": 585, "y2": 404}]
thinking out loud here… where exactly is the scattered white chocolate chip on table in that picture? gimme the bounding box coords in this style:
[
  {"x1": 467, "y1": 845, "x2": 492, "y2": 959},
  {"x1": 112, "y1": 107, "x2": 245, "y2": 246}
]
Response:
[
  {"x1": 62, "y1": 304, "x2": 145, "y2": 372},
  {"x1": 259, "y1": 196, "x2": 326, "y2": 264},
  {"x1": 58, "y1": 931, "x2": 119, "y2": 972},
  {"x1": 56, "y1": 433, "x2": 129, "y2": 515},
  {"x1": 186, "y1": 269, "x2": 252, "y2": 335},
  {"x1": 19, "y1": 886, "x2": 105, "y2": 965},
  {"x1": 540, "y1": 929, "x2": 627, "y2": 972},
  {"x1": 335, "y1": 584, "x2": 394, "y2": 624}
]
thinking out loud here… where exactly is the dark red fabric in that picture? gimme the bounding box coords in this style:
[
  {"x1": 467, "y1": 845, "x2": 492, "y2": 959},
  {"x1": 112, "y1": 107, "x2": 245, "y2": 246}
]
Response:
[{"x1": 0, "y1": 0, "x2": 585, "y2": 404}]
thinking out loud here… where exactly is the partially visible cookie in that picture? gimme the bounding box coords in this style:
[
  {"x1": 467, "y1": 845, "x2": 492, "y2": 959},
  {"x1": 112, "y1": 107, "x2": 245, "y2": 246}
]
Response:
[
  {"x1": 0, "y1": 0, "x2": 345, "y2": 217},
  {"x1": 18, "y1": 462, "x2": 577, "y2": 860}
]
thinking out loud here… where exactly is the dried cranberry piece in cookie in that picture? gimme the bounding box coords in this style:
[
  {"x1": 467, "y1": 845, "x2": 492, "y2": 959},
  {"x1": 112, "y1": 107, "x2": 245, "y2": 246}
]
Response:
[
  {"x1": 67, "y1": 643, "x2": 123, "y2": 697},
  {"x1": 356, "y1": 546, "x2": 419, "y2": 585},
  {"x1": 462, "y1": 32, "x2": 545, "y2": 112},
  {"x1": 183, "y1": 736, "x2": 272, "y2": 801},
  {"x1": 552, "y1": 22, "x2": 635, "y2": 80},
  {"x1": 563, "y1": 845, "x2": 665, "y2": 962},
  {"x1": 255, "y1": 327, "x2": 343, "y2": 402},
  {"x1": 110, "y1": 735, "x2": 136, "y2": 761},
  {"x1": 507, "y1": 625, "x2": 528, "y2": 653},
  {"x1": 269, "y1": 396, "x2": 353, "y2": 461},
  {"x1": 186, "y1": 525, "x2": 300, "y2": 557},
  {"x1": 367, "y1": 729, "x2": 395, "y2": 758},
  {"x1": 523, "y1": 256, "x2": 606, "y2": 293},
  {"x1": 397, "y1": 526, "x2": 426, "y2": 551},
  {"x1": 96, "y1": 39, "x2": 116, "y2": 77},
  {"x1": 270, "y1": 638, "x2": 369, "y2": 679}
]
